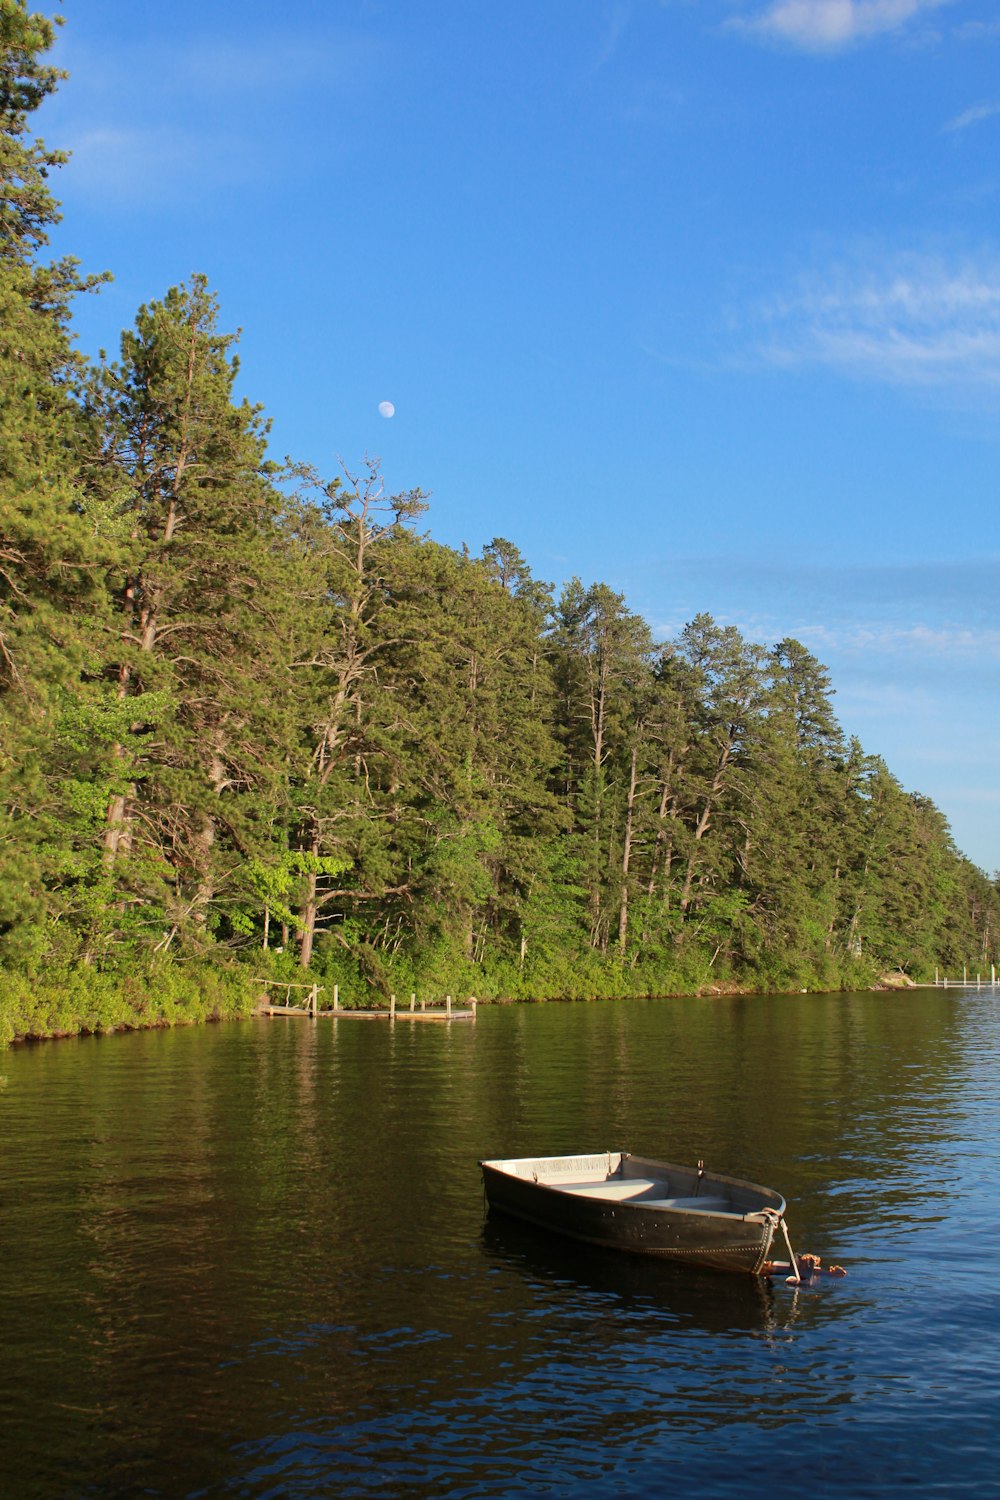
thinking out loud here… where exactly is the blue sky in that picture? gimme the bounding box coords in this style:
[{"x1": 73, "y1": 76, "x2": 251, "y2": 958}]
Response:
[{"x1": 41, "y1": 0, "x2": 1000, "y2": 872}]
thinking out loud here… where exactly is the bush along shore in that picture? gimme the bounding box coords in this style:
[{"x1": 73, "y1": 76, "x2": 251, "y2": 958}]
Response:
[
  {"x1": 2, "y1": 9, "x2": 998, "y2": 1048},
  {"x1": 0, "y1": 955, "x2": 947, "y2": 1049}
]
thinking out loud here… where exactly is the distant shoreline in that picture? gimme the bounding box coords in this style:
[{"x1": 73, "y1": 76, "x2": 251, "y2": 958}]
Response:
[{"x1": 5, "y1": 967, "x2": 967, "y2": 1049}]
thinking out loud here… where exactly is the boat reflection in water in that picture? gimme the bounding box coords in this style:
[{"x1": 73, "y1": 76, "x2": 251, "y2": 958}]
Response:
[{"x1": 480, "y1": 1205, "x2": 855, "y2": 1366}]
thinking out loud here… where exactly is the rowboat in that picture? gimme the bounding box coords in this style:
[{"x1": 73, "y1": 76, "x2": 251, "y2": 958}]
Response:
[{"x1": 479, "y1": 1150, "x2": 794, "y2": 1276}]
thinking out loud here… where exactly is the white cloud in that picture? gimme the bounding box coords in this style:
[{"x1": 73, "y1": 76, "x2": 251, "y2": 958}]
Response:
[
  {"x1": 642, "y1": 556, "x2": 1000, "y2": 869},
  {"x1": 752, "y1": 251, "x2": 1000, "y2": 387},
  {"x1": 47, "y1": 25, "x2": 387, "y2": 204},
  {"x1": 177, "y1": 34, "x2": 385, "y2": 95},
  {"x1": 592, "y1": 2, "x2": 635, "y2": 72},
  {"x1": 796, "y1": 621, "x2": 1000, "y2": 657},
  {"x1": 955, "y1": 18, "x2": 1000, "y2": 39},
  {"x1": 60, "y1": 124, "x2": 253, "y2": 202},
  {"x1": 646, "y1": 614, "x2": 1000, "y2": 668},
  {"x1": 944, "y1": 100, "x2": 1000, "y2": 133},
  {"x1": 731, "y1": 0, "x2": 952, "y2": 51}
]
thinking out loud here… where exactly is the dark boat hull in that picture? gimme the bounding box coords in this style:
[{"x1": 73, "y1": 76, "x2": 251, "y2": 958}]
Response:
[{"x1": 480, "y1": 1153, "x2": 784, "y2": 1275}]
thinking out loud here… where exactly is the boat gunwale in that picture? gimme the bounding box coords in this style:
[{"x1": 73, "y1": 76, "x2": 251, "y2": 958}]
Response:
[{"x1": 479, "y1": 1152, "x2": 786, "y2": 1222}]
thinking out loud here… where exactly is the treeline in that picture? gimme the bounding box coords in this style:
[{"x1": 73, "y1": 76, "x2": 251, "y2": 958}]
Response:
[{"x1": 2, "y1": 8, "x2": 997, "y2": 1037}]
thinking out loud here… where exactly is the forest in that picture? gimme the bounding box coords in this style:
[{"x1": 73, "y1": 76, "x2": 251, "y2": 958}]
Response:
[{"x1": 2, "y1": 5, "x2": 998, "y2": 1042}]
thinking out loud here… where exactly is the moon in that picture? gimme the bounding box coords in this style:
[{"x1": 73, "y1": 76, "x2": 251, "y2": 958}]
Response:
[{"x1": 378, "y1": 400, "x2": 395, "y2": 419}]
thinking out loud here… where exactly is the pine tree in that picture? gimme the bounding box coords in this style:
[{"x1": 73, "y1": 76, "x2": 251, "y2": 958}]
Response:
[
  {"x1": 0, "y1": 3, "x2": 112, "y2": 966},
  {"x1": 672, "y1": 615, "x2": 768, "y2": 923},
  {"x1": 552, "y1": 580, "x2": 655, "y2": 951},
  {"x1": 399, "y1": 541, "x2": 563, "y2": 971},
  {"x1": 83, "y1": 277, "x2": 291, "y2": 956},
  {"x1": 739, "y1": 639, "x2": 846, "y2": 978},
  {"x1": 281, "y1": 459, "x2": 426, "y2": 969}
]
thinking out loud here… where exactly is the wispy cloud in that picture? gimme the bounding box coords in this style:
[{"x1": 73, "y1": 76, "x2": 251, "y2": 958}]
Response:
[
  {"x1": 592, "y1": 2, "x2": 635, "y2": 72},
  {"x1": 642, "y1": 555, "x2": 1000, "y2": 866},
  {"x1": 944, "y1": 100, "x2": 1000, "y2": 134},
  {"x1": 750, "y1": 250, "x2": 1000, "y2": 387},
  {"x1": 176, "y1": 34, "x2": 385, "y2": 95},
  {"x1": 616, "y1": 78, "x2": 687, "y2": 125},
  {"x1": 650, "y1": 613, "x2": 1000, "y2": 663},
  {"x1": 61, "y1": 124, "x2": 251, "y2": 200},
  {"x1": 729, "y1": 0, "x2": 952, "y2": 51},
  {"x1": 48, "y1": 25, "x2": 387, "y2": 204},
  {"x1": 955, "y1": 18, "x2": 1000, "y2": 39},
  {"x1": 795, "y1": 621, "x2": 1000, "y2": 657},
  {"x1": 646, "y1": 557, "x2": 1000, "y2": 664}
]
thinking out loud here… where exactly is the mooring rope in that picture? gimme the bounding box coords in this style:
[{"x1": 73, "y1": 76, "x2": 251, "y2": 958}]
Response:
[
  {"x1": 759, "y1": 1207, "x2": 802, "y2": 1282},
  {"x1": 777, "y1": 1214, "x2": 801, "y2": 1284}
]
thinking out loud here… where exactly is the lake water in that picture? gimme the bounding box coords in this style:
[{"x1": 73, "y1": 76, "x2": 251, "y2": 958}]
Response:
[{"x1": 3, "y1": 988, "x2": 999, "y2": 1498}]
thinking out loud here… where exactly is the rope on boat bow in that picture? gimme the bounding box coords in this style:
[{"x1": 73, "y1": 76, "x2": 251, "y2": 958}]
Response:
[
  {"x1": 777, "y1": 1215, "x2": 802, "y2": 1285},
  {"x1": 760, "y1": 1208, "x2": 803, "y2": 1284}
]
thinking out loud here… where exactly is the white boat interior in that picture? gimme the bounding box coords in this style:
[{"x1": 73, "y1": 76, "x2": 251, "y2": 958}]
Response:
[{"x1": 483, "y1": 1152, "x2": 750, "y2": 1216}]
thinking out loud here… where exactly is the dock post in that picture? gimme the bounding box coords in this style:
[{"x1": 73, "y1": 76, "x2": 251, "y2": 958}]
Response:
[
  {"x1": 470, "y1": 996, "x2": 478, "y2": 1019},
  {"x1": 446, "y1": 994, "x2": 452, "y2": 1016},
  {"x1": 964, "y1": 965, "x2": 968, "y2": 985},
  {"x1": 993, "y1": 965, "x2": 997, "y2": 985},
  {"x1": 390, "y1": 992, "x2": 396, "y2": 1018},
  {"x1": 410, "y1": 993, "x2": 415, "y2": 1012},
  {"x1": 420, "y1": 995, "x2": 425, "y2": 1012},
  {"x1": 333, "y1": 983, "x2": 339, "y2": 1010},
  {"x1": 935, "y1": 967, "x2": 939, "y2": 986},
  {"x1": 309, "y1": 984, "x2": 317, "y2": 1018}
]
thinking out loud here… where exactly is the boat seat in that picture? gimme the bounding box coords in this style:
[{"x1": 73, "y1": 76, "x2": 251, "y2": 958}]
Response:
[
  {"x1": 642, "y1": 1196, "x2": 734, "y2": 1213},
  {"x1": 551, "y1": 1178, "x2": 664, "y2": 1199},
  {"x1": 548, "y1": 1181, "x2": 736, "y2": 1212}
]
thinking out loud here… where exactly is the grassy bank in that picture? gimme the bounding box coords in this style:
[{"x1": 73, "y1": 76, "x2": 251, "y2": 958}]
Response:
[
  {"x1": 0, "y1": 947, "x2": 892, "y2": 1046},
  {"x1": 0, "y1": 963, "x2": 263, "y2": 1047}
]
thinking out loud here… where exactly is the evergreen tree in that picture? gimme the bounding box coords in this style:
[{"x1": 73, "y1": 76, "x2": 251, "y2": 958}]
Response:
[
  {"x1": 739, "y1": 639, "x2": 846, "y2": 978},
  {"x1": 83, "y1": 277, "x2": 291, "y2": 956},
  {"x1": 672, "y1": 615, "x2": 768, "y2": 922},
  {"x1": 553, "y1": 580, "x2": 654, "y2": 951},
  {"x1": 371, "y1": 537, "x2": 563, "y2": 978},
  {"x1": 0, "y1": 3, "x2": 111, "y2": 965},
  {"x1": 2, "y1": 4, "x2": 998, "y2": 1024}
]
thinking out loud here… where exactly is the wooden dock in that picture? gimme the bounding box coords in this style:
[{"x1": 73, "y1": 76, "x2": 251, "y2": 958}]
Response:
[
  {"x1": 256, "y1": 981, "x2": 477, "y2": 1022},
  {"x1": 261, "y1": 1003, "x2": 476, "y2": 1022},
  {"x1": 930, "y1": 966, "x2": 997, "y2": 990}
]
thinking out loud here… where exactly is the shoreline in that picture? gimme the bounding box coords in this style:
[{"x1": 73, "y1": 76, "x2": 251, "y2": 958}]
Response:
[{"x1": 1, "y1": 968, "x2": 936, "y2": 1049}]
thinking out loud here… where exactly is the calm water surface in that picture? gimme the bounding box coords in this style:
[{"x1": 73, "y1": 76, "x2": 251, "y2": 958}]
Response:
[{"x1": 3, "y1": 989, "x2": 999, "y2": 1498}]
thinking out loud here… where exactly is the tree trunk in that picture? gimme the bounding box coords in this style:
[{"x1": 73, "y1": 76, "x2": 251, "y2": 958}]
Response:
[
  {"x1": 618, "y1": 740, "x2": 639, "y2": 955},
  {"x1": 299, "y1": 828, "x2": 320, "y2": 968},
  {"x1": 679, "y1": 801, "x2": 713, "y2": 913},
  {"x1": 679, "y1": 738, "x2": 733, "y2": 914},
  {"x1": 101, "y1": 659, "x2": 133, "y2": 866},
  {"x1": 191, "y1": 752, "x2": 226, "y2": 926}
]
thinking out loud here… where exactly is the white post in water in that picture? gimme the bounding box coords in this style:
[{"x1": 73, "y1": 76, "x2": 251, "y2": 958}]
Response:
[
  {"x1": 410, "y1": 993, "x2": 415, "y2": 1012},
  {"x1": 446, "y1": 994, "x2": 452, "y2": 1016},
  {"x1": 935, "y1": 967, "x2": 939, "y2": 986},
  {"x1": 309, "y1": 984, "x2": 317, "y2": 1018},
  {"x1": 333, "y1": 983, "x2": 339, "y2": 1009},
  {"x1": 390, "y1": 992, "x2": 396, "y2": 1018},
  {"x1": 964, "y1": 965, "x2": 968, "y2": 984},
  {"x1": 470, "y1": 996, "x2": 478, "y2": 1019}
]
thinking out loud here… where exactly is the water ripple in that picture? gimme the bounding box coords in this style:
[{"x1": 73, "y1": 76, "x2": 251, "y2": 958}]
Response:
[{"x1": 2, "y1": 990, "x2": 999, "y2": 1497}]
